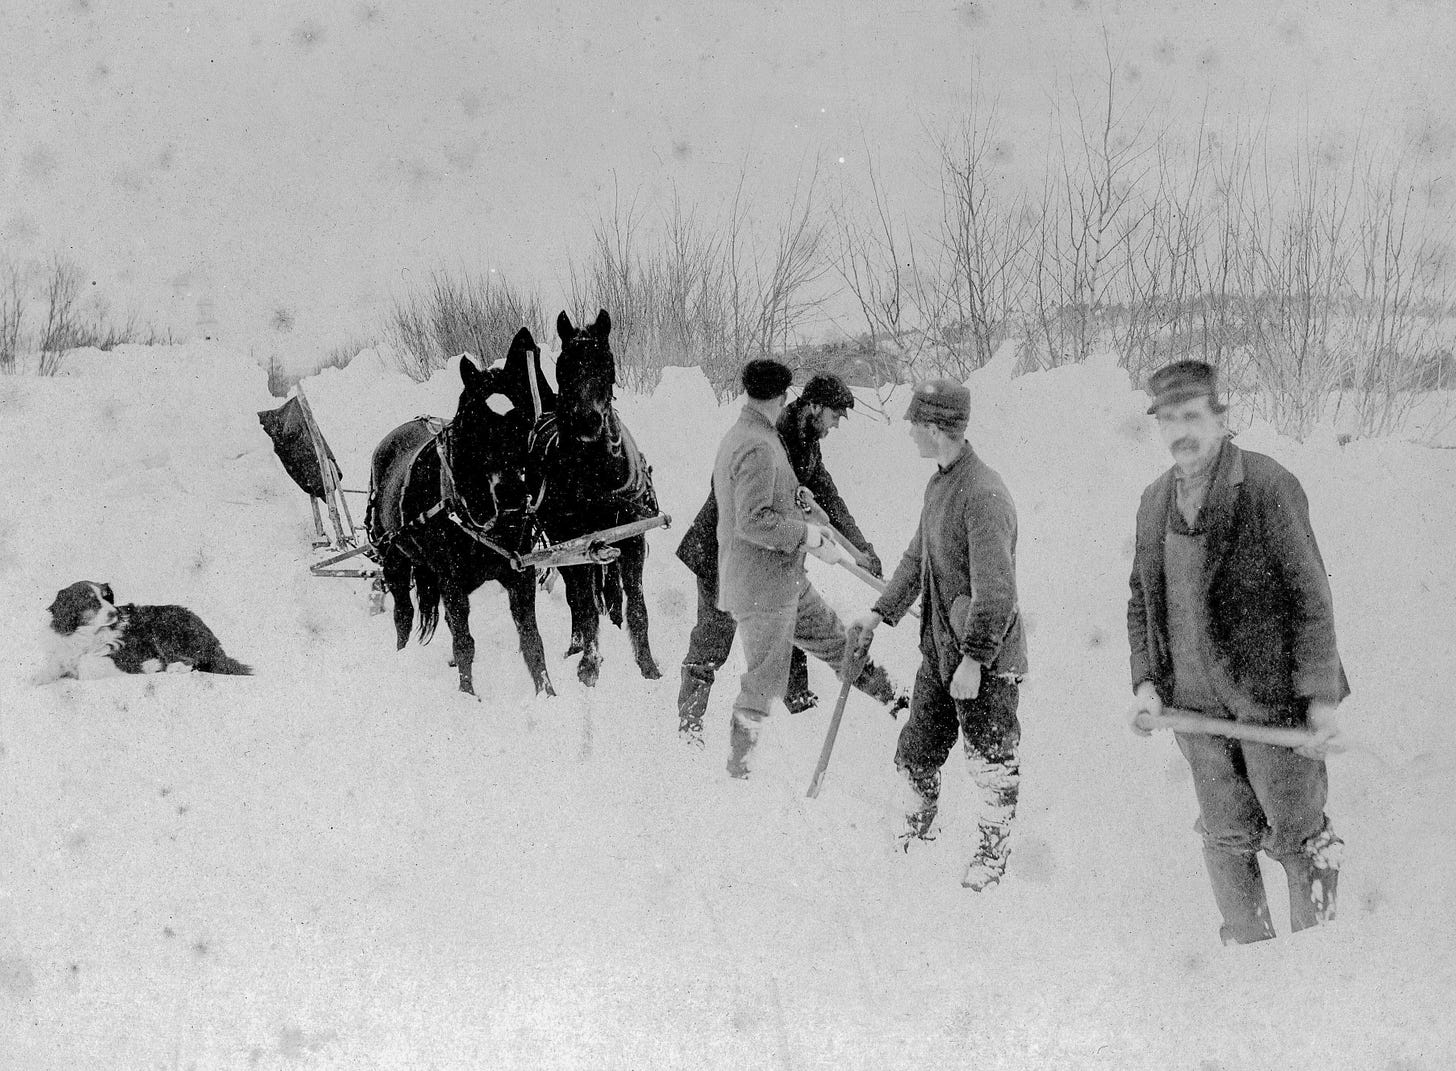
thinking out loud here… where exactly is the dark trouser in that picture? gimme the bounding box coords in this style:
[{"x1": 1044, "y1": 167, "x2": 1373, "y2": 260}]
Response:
[
  {"x1": 894, "y1": 655, "x2": 1021, "y2": 835},
  {"x1": 676, "y1": 574, "x2": 810, "y2": 725},
  {"x1": 1176, "y1": 731, "x2": 1337, "y2": 944}
]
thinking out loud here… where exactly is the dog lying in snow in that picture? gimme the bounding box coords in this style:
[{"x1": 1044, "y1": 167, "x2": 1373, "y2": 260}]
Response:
[{"x1": 37, "y1": 581, "x2": 252, "y2": 682}]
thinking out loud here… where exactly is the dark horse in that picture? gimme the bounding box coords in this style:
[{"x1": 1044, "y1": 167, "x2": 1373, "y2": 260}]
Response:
[
  {"x1": 366, "y1": 328, "x2": 555, "y2": 697},
  {"x1": 528, "y1": 310, "x2": 663, "y2": 687}
]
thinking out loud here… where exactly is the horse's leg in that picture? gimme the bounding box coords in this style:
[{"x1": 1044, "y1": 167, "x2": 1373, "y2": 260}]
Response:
[
  {"x1": 381, "y1": 546, "x2": 414, "y2": 651},
  {"x1": 559, "y1": 563, "x2": 586, "y2": 657},
  {"x1": 506, "y1": 568, "x2": 556, "y2": 697},
  {"x1": 562, "y1": 565, "x2": 602, "y2": 687},
  {"x1": 440, "y1": 584, "x2": 477, "y2": 696},
  {"x1": 618, "y1": 536, "x2": 662, "y2": 679}
]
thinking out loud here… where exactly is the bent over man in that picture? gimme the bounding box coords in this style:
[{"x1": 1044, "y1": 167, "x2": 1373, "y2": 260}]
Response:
[
  {"x1": 1128, "y1": 360, "x2": 1347, "y2": 945},
  {"x1": 675, "y1": 372, "x2": 894, "y2": 744},
  {"x1": 853, "y1": 379, "x2": 1028, "y2": 891}
]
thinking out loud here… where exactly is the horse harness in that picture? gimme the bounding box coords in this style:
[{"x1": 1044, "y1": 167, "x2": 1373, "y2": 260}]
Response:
[{"x1": 374, "y1": 416, "x2": 527, "y2": 567}]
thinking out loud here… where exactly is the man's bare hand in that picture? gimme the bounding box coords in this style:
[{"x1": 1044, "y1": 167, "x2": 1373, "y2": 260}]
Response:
[
  {"x1": 950, "y1": 658, "x2": 982, "y2": 700},
  {"x1": 1130, "y1": 680, "x2": 1162, "y2": 737},
  {"x1": 1297, "y1": 699, "x2": 1343, "y2": 760}
]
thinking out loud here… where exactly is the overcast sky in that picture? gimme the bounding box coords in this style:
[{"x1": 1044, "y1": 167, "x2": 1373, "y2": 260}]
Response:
[{"x1": 3, "y1": 0, "x2": 1453, "y2": 358}]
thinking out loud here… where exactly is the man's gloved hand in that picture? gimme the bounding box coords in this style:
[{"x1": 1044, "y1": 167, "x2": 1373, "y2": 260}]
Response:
[
  {"x1": 1130, "y1": 680, "x2": 1162, "y2": 737},
  {"x1": 850, "y1": 610, "x2": 883, "y2": 637},
  {"x1": 862, "y1": 546, "x2": 883, "y2": 579}
]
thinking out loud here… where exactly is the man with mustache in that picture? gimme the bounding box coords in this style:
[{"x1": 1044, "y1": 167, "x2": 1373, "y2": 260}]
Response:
[{"x1": 1127, "y1": 360, "x2": 1348, "y2": 945}]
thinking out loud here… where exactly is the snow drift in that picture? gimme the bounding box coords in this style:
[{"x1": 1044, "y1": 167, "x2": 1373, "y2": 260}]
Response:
[{"x1": 1, "y1": 343, "x2": 1453, "y2": 1070}]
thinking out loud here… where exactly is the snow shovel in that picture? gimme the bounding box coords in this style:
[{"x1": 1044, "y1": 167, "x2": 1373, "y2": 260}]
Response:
[
  {"x1": 806, "y1": 625, "x2": 874, "y2": 799},
  {"x1": 1134, "y1": 708, "x2": 1344, "y2": 754}
]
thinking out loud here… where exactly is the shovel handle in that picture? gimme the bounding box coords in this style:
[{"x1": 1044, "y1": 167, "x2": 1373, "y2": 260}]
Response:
[{"x1": 1135, "y1": 709, "x2": 1339, "y2": 752}]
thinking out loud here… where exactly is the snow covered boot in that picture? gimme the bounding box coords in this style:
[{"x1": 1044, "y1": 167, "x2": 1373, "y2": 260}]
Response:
[
  {"x1": 1283, "y1": 820, "x2": 1344, "y2": 931},
  {"x1": 961, "y1": 821, "x2": 1012, "y2": 890},
  {"x1": 962, "y1": 753, "x2": 1020, "y2": 889},
  {"x1": 897, "y1": 763, "x2": 941, "y2": 849},
  {"x1": 784, "y1": 687, "x2": 819, "y2": 714},
  {"x1": 784, "y1": 648, "x2": 817, "y2": 713},
  {"x1": 854, "y1": 660, "x2": 909, "y2": 718},
  {"x1": 1203, "y1": 847, "x2": 1276, "y2": 945},
  {"x1": 677, "y1": 662, "x2": 714, "y2": 746},
  {"x1": 726, "y1": 714, "x2": 760, "y2": 780}
]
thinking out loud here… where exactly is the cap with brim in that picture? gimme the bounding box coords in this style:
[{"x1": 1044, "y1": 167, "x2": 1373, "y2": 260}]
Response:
[
  {"x1": 1145, "y1": 360, "x2": 1222, "y2": 414},
  {"x1": 904, "y1": 379, "x2": 971, "y2": 431}
]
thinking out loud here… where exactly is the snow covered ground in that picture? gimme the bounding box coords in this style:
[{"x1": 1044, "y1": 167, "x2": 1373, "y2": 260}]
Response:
[{"x1": 1, "y1": 343, "x2": 1453, "y2": 1070}]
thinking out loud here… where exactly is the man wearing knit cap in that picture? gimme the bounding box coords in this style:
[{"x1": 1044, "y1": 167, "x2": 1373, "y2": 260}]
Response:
[
  {"x1": 676, "y1": 372, "x2": 891, "y2": 733},
  {"x1": 1128, "y1": 359, "x2": 1346, "y2": 945},
  {"x1": 711, "y1": 359, "x2": 885, "y2": 778},
  {"x1": 852, "y1": 378, "x2": 1028, "y2": 890}
]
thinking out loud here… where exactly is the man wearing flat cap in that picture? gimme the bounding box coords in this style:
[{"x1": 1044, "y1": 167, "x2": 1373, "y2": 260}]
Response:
[
  {"x1": 676, "y1": 371, "x2": 899, "y2": 746},
  {"x1": 707, "y1": 360, "x2": 897, "y2": 778},
  {"x1": 853, "y1": 379, "x2": 1028, "y2": 891},
  {"x1": 1128, "y1": 359, "x2": 1347, "y2": 944}
]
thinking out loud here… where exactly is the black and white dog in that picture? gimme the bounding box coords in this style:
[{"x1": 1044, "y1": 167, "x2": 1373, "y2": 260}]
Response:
[{"x1": 38, "y1": 581, "x2": 252, "y2": 682}]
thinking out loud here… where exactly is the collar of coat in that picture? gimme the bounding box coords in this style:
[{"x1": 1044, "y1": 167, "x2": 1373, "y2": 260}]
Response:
[
  {"x1": 937, "y1": 440, "x2": 973, "y2": 474},
  {"x1": 738, "y1": 404, "x2": 778, "y2": 432},
  {"x1": 1145, "y1": 437, "x2": 1245, "y2": 582}
]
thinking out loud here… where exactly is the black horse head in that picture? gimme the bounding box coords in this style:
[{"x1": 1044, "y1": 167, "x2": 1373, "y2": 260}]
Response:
[
  {"x1": 448, "y1": 355, "x2": 530, "y2": 525},
  {"x1": 555, "y1": 309, "x2": 615, "y2": 442},
  {"x1": 495, "y1": 326, "x2": 555, "y2": 422}
]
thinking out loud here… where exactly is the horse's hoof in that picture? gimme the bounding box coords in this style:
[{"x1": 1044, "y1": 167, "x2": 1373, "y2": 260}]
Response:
[
  {"x1": 537, "y1": 676, "x2": 557, "y2": 698},
  {"x1": 577, "y1": 663, "x2": 600, "y2": 688},
  {"x1": 639, "y1": 660, "x2": 663, "y2": 680}
]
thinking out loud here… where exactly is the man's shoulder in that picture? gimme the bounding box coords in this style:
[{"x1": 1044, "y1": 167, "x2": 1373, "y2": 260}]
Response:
[{"x1": 1235, "y1": 445, "x2": 1300, "y2": 487}]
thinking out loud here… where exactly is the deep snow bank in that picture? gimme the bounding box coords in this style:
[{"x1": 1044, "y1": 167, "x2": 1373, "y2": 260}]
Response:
[{"x1": 1, "y1": 342, "x2": 1453, "y2": 1070}]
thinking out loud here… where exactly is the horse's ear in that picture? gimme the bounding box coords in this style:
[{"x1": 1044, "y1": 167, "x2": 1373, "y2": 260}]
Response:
[
  {"x1": 460, "y1": 354, "x2": 483, "y2": 388},
  {"x1": 591, "y1": 309, "x2": 611, "y2": 339},
  {"x1": 556, "y1": 311, "x2": 576, "y2": 343},
  {"x1": 512, "y1": 326, "x2": 537, "y2": 354}
]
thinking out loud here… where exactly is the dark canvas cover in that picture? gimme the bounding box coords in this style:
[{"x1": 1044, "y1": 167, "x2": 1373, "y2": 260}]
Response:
[{"x1": 258, "y1": 396, "x2": 340, "y2": 500}]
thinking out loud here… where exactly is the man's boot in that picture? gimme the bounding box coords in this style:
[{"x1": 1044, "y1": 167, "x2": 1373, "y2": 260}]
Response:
[
  {"x1": 962, "y1": 821, "x2": 1012, "y2": 890},
  {"x1": 1283, "y1": 820, "x2": 1344, "y2": 931},
  {"x1": 676, "y1": 662, "x2": 714, "y2": 746},
  {"x1": 963, "y1": 755, "x2": 1020, "y2": 890},
  {"x1": 1203, "y1": 846, "x2": 1276, "y2": 945},
  {"x1": 726, "y1": 714, "x2": 760, "y2": 780},
  {"x1": 897, "y1": 763, "x2": 941, "y2": 849},
  {"x1": 854, "y1": 660, "x2": 910, "y2": 718},
  {"x1": 783, "y1": 648, "x2": 817, "y2": 714}
]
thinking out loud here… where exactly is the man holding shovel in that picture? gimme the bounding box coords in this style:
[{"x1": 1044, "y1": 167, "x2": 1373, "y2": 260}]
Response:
[
  {"x1": 676, "y1": 371, "x2": 900, "y2": 747},
  {"x1": 709, "y1": 360, "x2": 900, "y2": 779},
  {"x1": 852, "y1": 379, "x2": 1028, "y2": 891},
  {"x1": 1127, "y1": 359, "x2": 1347, "y2": 945}
]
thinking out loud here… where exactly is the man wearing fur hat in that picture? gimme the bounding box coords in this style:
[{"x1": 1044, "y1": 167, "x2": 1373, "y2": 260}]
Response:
[
  {"x1": 676, "y1": 373, "x2": 888, "y2": 734},
  {"x1": 710, "y1": 360, "x2": 893, "y2": 778},
  {"x1": 1127, "y1": 359, "x2": 1347, "y2": 945},
  {"x1": 852, "y1": 379, "x2": 1028, "y2": 890}
]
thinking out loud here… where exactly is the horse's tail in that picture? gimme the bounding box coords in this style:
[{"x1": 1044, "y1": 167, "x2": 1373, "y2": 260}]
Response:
[{"x1": 413, "y1": 562, "x2": 442, "y2": 644}]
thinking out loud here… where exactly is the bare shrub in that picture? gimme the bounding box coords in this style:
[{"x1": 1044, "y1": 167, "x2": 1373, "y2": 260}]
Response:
[
  {"x1": 385, "y1": 271, "x2": 544, "y2": 382},
  {"x1": 568, "y1": 166, "x2": 830, "y2": 398},
  {"x1": 0, "y1": 262, "x2": 22, "y2": 373},
  {"x1": 37, "y1": 256, "x2": 83, "y2": 376}
]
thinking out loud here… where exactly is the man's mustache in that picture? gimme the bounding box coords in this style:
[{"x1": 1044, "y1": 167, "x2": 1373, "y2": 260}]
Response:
[{"x1": 1172, "y1": 437, "x2": 1199, "y2": 452}]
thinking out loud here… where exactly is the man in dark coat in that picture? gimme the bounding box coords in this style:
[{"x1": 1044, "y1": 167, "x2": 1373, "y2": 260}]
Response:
[
  {"x1": 853, "y1": 379, "x2": 1028, "y2": 891},
  {"x1": 1127, "y1": 359, "x2": 1347, "y2": 945},
  {"x1": 675, "y1": 373, "x2": 894, "y2": 743}
]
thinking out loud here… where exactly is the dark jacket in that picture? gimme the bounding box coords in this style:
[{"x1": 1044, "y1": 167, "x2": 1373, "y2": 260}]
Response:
[
  {"x1": 676, "y1": 398, "x2": 878, "y2": 585},
  {"x1": 873, "y1": 443, "x2": 1027, "y2": 682},
  {"x1": 1127, "y1": 439, "x2": 1350, "y2": 725}
]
